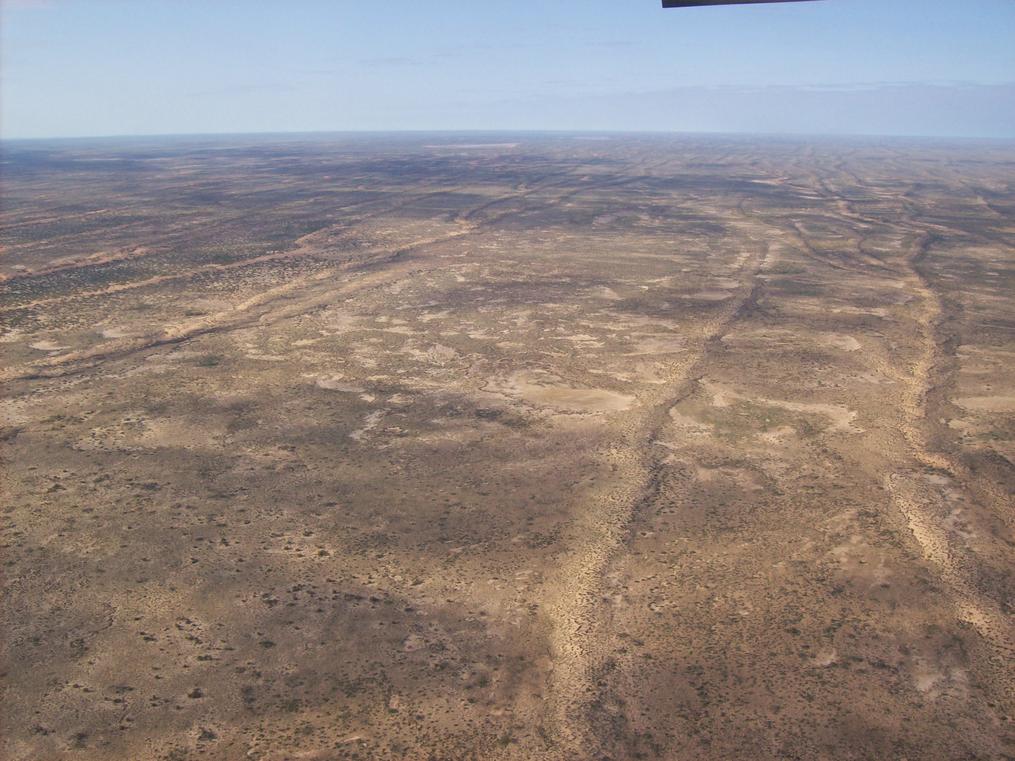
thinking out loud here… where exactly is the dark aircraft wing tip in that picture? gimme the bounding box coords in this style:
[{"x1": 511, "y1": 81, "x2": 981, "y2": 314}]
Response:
[{"x1": 663, "y1": 0, "x2": 818, "y2": 7}]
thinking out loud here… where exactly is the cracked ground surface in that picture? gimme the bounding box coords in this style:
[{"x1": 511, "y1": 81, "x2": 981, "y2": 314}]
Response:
[{"x1": 2, "y1": 133, "x2": 1014, "y2": 760}]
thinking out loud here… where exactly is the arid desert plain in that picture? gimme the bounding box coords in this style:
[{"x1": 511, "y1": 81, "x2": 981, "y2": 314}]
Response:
[{"x1": 2, "y1": 133, "x2": 1014, "y2": 760}]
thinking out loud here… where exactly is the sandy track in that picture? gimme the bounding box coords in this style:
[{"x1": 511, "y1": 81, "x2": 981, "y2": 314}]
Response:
[
  {"x1": 822, "y1": 173, "x2": 1014, "y2": 667},
  {"x1": 535, "y1": 235, "x2": 770, "y2": 759},
  {"x1": 886, "y1": 229, "x2": 1014, "y2": 665}
]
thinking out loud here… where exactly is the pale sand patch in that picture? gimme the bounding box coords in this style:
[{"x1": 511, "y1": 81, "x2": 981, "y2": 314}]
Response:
[
  {"x1": 818, "y1": 333, "x2": 861, "y2": 352},
  {"x1": 29, "y1": 340, "x2": 69, "y2": 352},
  {"x1": 591, "y1": 286, "x2": 622, "y2": 300},
  {"x1": 561, "y1": 334, "x2": 604, "y2": 348},
  {"x1": 702, "y1": 380, "x2": 860, "y2": 432},
  {"x1": 589, "y1": 362, "x2": 669, "y2": 385},
  {"x1": 419, "y1": 309, "x2": 452, "y2": 323},
  {"x1": 488, "y1": 370, "x2": 634, "y2": 413},
  {"x1": 625, "y1": 334, "x2": 685, "y2": 355},
  {"x1": 723, "y1": 328, "x2": 860, "y2": 352},
  {"x1": 701, "y1": 380, "x2": 735, "y2": 409},
  {"x1": 955, "y1": 395, "x2": 1015, "y2": 413},
  {"x1": 911, "y1": 658, "x2": 969, "y2": 700},
  {"x1": 667, "y1": 409, "x2": 715, "y2": 434},
  {"x1": 316, "y1": 374, "x2": 365, "y2": 393},
  {"x1": 530, "y1": 387, "x2": 634, "y2": 412},
  {"x1": 609, "y1": 314, "x2": 681, "y2": 332},
  {"x1": 694, "y1": 464, "x2": 763, "y2": 490},
  {"x1": 760, "y1": 398, "x2": 859, "y2": 433},
  {"x1": 630, "y1": 361, "x2": 671, "y2": 385},
  {"x1": 320, "y1": 310, "x2": 365, "y2": 331},
  {"x1": 829, "y1": 305, "x2": 889, "y2": 317},
  {"x1": 760, "y1": 425, "x2": 797, "y2": 445},
  {"x1": 407, "y1": 343, "x2": 459, "y2": 365},
  {"x1": 713, "y1": 277, "x2": 742, "y2": 289},
  {"x1": 350, "y1": 409, "x2": 385, "y2": 441},
  {"x1": 811, "y1": 650, "x2": 838, "y2": 667},
  {"x1": 682, "y1": 290, "x2": 733, "y2": 302},
  {"x1": 788, "y1": 301, "x2": 889, "y2": 318}
]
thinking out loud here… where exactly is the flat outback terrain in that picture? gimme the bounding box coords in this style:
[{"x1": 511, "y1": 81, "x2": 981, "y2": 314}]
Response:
[{"x1": 2, "y1": 133, "x2": 1015, "y2": 761}]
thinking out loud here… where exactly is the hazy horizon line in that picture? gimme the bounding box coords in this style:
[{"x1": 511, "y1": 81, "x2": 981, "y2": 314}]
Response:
[{"x1": 5, "y1": 127, "x2": 1015, "y2": 145}]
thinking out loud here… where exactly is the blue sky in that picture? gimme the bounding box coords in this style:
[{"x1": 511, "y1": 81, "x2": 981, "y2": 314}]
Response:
[{"x1": 2, "y1": 0, "x2": 1014, "y2": 139}]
